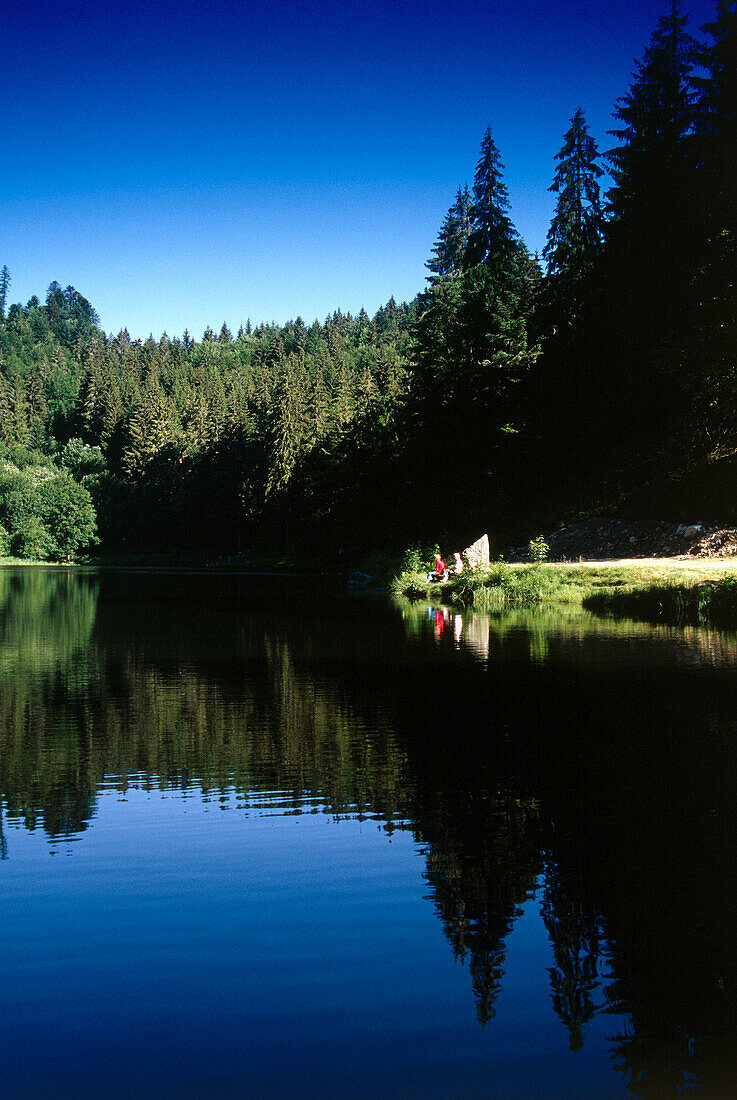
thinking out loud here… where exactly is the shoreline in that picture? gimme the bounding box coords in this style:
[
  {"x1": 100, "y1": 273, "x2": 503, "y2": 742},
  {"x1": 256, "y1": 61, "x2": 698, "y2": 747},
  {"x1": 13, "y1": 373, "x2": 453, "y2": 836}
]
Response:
[
  {"x1": 6, "y1": 554, "x2": 737, "y2": 629},
  {"x1": 394, "y1": 557, "x2": 737, "y2": 628}
]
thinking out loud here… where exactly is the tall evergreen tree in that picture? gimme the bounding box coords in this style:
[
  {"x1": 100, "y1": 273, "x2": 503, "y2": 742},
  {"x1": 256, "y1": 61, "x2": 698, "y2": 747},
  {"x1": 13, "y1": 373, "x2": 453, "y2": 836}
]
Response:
[
  {"x1": 606, "y1": 1, "x2": 696, "y2": 221},
  {"x1": 427, "y1": 185, "x2": 472, "y2": 279},
  {"x1": 0, "y1": 267, "x2": 10, "y2": 320},
  {"x1": 543, "y1": 108, "x2": 605, "y2": 282},
  {"x1": 265, "y1": 356, "x2": 310, "y2": 499},
  {"x1": 686, "y1": 1, "x2": 737, "y2": 452},
  {"x1": 571, "y1": 0, "x2": 702, "y2": 473},
  {"x1": 465, "y1": 127, "x2": 517, "y2": 267},
  {"x1": 694, "y1": 1, "x2": 737, "y2": 182},
  {"x1": 694, "y1": 0, "x2": 737, "y2": 251}
]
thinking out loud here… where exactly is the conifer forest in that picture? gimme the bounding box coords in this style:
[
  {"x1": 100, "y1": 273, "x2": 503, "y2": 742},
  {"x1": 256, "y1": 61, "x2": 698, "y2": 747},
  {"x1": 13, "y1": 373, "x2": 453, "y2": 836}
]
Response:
[{"x1": 1, "y1": 2, "x2": 735, "y2": 561}]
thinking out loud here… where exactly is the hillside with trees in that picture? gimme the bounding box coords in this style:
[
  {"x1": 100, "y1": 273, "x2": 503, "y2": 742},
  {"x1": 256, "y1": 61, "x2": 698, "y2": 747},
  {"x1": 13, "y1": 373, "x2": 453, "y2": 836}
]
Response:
[{"x1": 1, "y1": 1, "x2": 735, "y2": 561}]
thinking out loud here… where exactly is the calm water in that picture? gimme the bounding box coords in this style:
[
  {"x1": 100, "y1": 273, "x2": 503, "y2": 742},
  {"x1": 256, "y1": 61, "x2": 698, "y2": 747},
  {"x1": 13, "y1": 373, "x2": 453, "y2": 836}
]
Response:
[{"x1": 2, "y1": 568, "x2": 737, "y2": 1098}]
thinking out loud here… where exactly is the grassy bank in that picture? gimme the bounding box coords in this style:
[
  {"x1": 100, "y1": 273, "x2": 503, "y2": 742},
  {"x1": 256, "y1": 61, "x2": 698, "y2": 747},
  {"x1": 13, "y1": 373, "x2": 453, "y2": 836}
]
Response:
[
  {"x1": 583, "y1": 572, "x2": 737, "y2": 627},
  {"x1": 393, "y1": 558, "x2": 737, "y2": 626}
]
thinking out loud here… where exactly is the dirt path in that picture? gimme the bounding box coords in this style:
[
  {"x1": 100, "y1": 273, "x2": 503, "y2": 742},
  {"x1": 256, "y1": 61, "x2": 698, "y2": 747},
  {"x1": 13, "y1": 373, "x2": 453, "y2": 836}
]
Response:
[{"x1": 556, "y1": 557, "x2": 737, "y2": 569}]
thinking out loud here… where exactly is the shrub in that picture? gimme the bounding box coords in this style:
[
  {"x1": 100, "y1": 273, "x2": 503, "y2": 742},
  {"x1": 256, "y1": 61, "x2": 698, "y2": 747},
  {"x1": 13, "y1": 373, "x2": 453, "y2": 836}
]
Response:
[
  {"x1": 12, "y1": 517, "x2": 54, "y2": 560},
  {"x1": 59, "y1": 437, "x2": 107, "y2": 481},
  {"x1": 0, "y1": 459, "x2": 98, "y2": 561},
  {"x1": 529, "y1": 534, "x2": 550, "y2": 563},
  {"x1": 37, "y1": 473, "x2": 98, "y2": 559}
]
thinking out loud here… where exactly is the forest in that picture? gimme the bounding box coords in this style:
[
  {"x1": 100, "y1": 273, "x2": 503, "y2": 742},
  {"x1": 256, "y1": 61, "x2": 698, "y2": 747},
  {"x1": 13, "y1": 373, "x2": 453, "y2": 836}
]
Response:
[{"x1": 0, "y1": 1, "x2": 735, "y2": 561}]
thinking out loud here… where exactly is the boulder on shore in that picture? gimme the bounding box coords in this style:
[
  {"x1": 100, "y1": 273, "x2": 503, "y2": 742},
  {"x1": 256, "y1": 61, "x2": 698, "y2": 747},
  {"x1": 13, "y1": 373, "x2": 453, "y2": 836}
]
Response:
[{"x1": 463, "y1": 534, "x2": 490, "y2": 571}]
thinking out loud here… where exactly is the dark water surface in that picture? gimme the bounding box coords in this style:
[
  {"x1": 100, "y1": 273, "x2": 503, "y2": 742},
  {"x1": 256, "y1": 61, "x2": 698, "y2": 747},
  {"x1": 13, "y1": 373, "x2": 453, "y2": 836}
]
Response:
[{"x1": 2, "y1": 568, "x2": 737, "y2": 1098}]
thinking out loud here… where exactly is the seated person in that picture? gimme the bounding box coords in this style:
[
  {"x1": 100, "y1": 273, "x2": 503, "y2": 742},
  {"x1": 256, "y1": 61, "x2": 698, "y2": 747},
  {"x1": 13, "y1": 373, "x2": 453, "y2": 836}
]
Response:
[
  {"x1": 453, "y1": 552, "x2": 463, "y2": 574},
  {"x1": 427, "y1": 554, "x2": 449, "y2": 582}
]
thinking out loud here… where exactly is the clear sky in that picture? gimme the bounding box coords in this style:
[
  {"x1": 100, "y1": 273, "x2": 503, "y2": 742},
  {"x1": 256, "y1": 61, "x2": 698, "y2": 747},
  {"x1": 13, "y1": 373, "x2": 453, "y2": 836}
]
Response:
[{"x1": 4, "y1": 0, "x2": 716, "y2": 340}]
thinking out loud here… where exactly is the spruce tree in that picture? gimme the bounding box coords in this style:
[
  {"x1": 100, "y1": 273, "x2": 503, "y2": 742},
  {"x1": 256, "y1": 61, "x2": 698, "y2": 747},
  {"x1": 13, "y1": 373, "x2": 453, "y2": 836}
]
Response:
[
  {"x1": 0, "y1": 267, "x2": 10, "y2": 320},
  {"x1": 465, "y1": 127, "x2": 517, "y2": 267},
  {"x1": 543, "y1": 108, "x2": 605, "y2": 282},
  {"x1": 693, "y1": 1, "x2": 737, "y2": 257},
  {"x1": 694, "y1": 0, "x2": 737, "y2": 183},
  {"x1": 427, "y1": 185, "x2": 472, "y2": 279},
  {"x1": 265, "y1": 356, "x2": 310, "y2": 498},
  {"x1": 570, "y1": 2, "x2": 700, "y2": 477},
  {"x1": 606, "y1": 1, "x2": 696, "y2": 222},
  {"x1": 688, "y1": 1, "x2": 737, "y2": 452}
]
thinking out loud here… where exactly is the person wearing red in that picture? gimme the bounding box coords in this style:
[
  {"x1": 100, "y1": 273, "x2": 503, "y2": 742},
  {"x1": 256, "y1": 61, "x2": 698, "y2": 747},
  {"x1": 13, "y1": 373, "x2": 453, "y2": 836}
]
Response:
[{"x1": 427, "y1": 555, "x2": 448, "y2": 582}]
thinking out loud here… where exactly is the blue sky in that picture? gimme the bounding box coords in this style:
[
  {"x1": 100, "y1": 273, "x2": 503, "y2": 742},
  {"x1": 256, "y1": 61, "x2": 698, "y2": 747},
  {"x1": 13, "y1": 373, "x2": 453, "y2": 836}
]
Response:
[{"x1": 4, "y1": 0, "x2": 716, "y2": 339}]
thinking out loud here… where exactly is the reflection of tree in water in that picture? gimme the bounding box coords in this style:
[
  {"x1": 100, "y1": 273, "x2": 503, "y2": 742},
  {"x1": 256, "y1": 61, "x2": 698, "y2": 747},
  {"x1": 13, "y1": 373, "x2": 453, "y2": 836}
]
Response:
[
  {"x1": 400, "y1": 599, "x2": 737, "y2": 1090},
  {"x1": 417, "y1": 791, "x2": 542, "y2": 1024},
  {"x1": 589, "y1": 815, "x2": 737, "y2": 1099},
  {"x1": 0, "y1": 571, "x2": 547, "y2": 1028},
  {"x1": 540, "y1": 862, "x2": 604, "y2": 1051},
  {"x1": 528, "y1": 642, "x2": 737, "y2": 1097},
  {"x1": 8, "y1": 576, "x2": 737, "y2": 1092},
  {"x1": 0, "y1": 567, "x2": 98, "y2": 675},
  {"x1": 0, "y1": 571, "x2": 410, "y2": 841},
  {"x1": 0, "y1": 569, "x2": 100, "y2": 839}
]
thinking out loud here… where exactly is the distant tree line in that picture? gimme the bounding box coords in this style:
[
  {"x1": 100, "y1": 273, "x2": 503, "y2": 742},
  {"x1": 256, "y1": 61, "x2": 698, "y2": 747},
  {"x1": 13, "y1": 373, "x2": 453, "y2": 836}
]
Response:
[
  {"x1": 0, "y1": 286, "x2": 414, "y2": 555},
  {"x1": 0, "y1": 1, "x2": 735, "y2": 558}
]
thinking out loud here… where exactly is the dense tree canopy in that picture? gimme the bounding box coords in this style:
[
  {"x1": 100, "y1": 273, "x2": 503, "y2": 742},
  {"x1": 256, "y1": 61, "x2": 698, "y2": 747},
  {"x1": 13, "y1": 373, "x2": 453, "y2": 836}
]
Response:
[{"x1": 1, "y1": 2, "x2": 735, "y2": 558}]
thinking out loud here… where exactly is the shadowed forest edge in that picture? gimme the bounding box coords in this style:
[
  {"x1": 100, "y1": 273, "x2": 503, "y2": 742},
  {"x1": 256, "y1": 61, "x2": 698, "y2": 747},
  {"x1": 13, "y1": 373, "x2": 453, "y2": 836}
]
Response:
[{"x1": 0, "y1": 2, "x2": 735, "y2": 575}]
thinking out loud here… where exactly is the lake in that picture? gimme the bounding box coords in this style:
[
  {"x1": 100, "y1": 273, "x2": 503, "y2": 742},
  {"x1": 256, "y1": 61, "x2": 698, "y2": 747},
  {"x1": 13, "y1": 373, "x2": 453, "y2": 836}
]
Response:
[{"x1": 2, "y1": 567, "x2": 737, "y2": 1098}]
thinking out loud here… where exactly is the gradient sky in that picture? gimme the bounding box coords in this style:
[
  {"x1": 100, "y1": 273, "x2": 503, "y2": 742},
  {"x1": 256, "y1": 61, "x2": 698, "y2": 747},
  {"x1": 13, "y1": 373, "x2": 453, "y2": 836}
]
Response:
[{"x1": 4, "y1": 0, "x2": 717, "y2": 340}]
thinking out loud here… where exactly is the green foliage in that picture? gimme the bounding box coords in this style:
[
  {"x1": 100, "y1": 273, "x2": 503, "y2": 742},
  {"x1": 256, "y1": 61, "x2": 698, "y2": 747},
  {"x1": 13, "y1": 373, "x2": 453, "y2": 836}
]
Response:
[
  {"x1": 427, "y1": 186, "x2": 472, "y2": 280},
  {"x1": 0, "y1": 266, "x2": 10, "y2": 320},
  {"x1": 0, "y1": 454, "x2": 97, "y2": 561},
  {"x1": 11, "y1": 515, "x2": 54, "y2": 560},
  {"x1": 393, "y1": 556, "x2": 561, "y2": 607},
  {"x1": 529, "y1": 535, "x2": 550, "y2": 563},
  {"x1": 37, "y1": 472, "x2": 98, "y2": 558},
  {"x1": 0, "y1": 4, "x2": 735, "y2": 561},
  {"x1": 60, "y1": 437, "x2": 107, "y2": 480},
  {"x1": 606, "y1": 5, "x2": 696, "y2": 221},
  {"x1": 543, "y1": 107, "x2": 604, "y2": 285},
  {"x1": 402, "y1": 544, "x2": 435, "y2": 572},
  {"x1": 466, "y1": 125, "x2": 518, "y2": 267},
  {"x1": 584, "y1": 575, "x2": 737, "y2": 628},
  {"x1": 390, "y1": 544, "x2": 443, "y2": 596},
  {"x1": 44, "y1": 282, "x2": 101, "y2": 349}
]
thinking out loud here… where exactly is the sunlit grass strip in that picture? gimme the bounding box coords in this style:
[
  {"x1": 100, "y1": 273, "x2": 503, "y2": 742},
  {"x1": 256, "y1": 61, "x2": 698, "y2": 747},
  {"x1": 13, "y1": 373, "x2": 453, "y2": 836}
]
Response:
[
  {"x1": 392, "y1": 561, "x2": 561, "y2": 606},
  {"x1": 392, "y1": 560, "x2": 737, "y2": 623}
]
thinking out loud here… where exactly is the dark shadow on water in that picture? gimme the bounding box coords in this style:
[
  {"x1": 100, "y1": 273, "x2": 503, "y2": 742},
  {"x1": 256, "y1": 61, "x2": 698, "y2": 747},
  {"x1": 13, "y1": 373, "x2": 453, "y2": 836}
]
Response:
[{"x1": 2, "y1": 569, "x2": 737, "y2": 1094}]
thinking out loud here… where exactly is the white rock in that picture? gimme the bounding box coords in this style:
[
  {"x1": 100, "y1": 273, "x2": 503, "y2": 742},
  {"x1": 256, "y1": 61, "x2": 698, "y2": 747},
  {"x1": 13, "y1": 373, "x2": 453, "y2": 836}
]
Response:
[{"x1": 463, "y1": 533, "x2": 490, "y2": 571}]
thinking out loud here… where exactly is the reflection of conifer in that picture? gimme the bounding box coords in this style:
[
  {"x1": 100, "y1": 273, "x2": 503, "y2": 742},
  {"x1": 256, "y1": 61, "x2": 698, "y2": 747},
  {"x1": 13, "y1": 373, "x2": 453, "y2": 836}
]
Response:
[
  {"x1": 541, "y1": 863, "x2": 603, "y2": 1051},
  {"x1": 0, "y1": 571, "x2": 412, "y2": 840},
  {"x1": 421, "y1": 794, "x2": 541, "y2": 1024}
]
